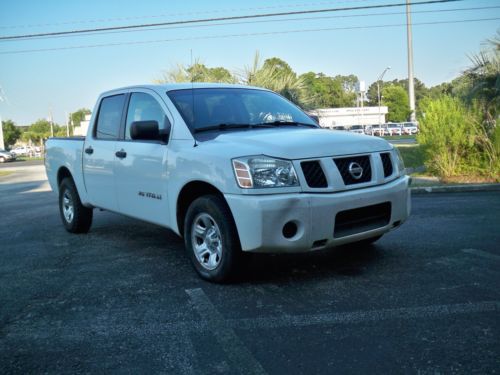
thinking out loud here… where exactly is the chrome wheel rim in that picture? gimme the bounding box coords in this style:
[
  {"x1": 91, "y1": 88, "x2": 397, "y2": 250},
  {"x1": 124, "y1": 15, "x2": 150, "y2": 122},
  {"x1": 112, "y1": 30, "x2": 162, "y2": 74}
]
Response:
[
  {"x1": 62, "y1": 191, "x2": 74, "y2": 223},
  {"x1": 191, "y1": 213, "x2": 223, "y2": 270}
]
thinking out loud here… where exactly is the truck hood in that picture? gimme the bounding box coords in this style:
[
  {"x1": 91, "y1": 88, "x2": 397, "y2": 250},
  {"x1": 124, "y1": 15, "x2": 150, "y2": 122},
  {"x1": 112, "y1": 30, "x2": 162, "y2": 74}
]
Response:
[{"x1": 199, "y1": 127, "x2": 392, "y2": 159}]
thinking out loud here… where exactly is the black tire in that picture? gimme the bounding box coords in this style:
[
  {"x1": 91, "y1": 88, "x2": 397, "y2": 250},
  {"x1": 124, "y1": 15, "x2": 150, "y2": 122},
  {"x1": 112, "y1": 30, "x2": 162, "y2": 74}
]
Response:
[
  {"x1": 184, "y1": 195, "x2": 242, "y2": 283},
  {"x1": 59, "y1": 177, "x2": 93, "y2": 233}
]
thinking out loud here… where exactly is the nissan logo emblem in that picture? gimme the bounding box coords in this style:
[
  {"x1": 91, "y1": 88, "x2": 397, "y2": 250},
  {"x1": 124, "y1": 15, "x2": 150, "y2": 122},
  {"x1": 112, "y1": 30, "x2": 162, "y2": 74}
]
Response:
[{"x1": 348, "y1": 162, "x2": 363, "y2": 180}]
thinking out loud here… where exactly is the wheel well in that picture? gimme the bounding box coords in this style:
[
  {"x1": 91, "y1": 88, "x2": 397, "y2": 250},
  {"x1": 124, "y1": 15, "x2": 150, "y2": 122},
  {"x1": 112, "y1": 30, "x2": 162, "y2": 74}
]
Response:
[
  {"x1": 57, "y1": 167, "x2": 73, "y2": 188},
  {"x1": 177, "y1": 181, "x2": 225, "y2": 237}
]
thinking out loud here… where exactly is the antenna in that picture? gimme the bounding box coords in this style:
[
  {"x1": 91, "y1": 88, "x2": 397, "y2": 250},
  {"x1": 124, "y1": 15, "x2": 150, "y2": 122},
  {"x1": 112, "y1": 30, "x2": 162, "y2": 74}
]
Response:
[{"x1": 191, "y1": 49, "x2": 198, "y2": 147}]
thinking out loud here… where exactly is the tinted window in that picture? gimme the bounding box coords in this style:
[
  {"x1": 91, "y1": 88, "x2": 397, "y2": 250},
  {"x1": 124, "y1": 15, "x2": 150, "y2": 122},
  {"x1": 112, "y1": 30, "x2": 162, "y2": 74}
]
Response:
[
  {"x1": 167, "y1": 88, "x2": 317, "y2": 132},
  {"x1": 125, "y1": 92, "x2": 165, "y2": 140},
  {"x1": 95, "y1": 94, "x2": 125, "y2": 139}
]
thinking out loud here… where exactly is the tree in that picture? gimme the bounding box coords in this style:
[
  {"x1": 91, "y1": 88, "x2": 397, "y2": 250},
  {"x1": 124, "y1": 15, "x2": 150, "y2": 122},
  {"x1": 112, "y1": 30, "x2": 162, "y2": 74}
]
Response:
[
  {"x1": 243, "y1": 53, "x2": 311, "y2": 107},
  {"x1": 463, "y1": 31, "x2": 500, "y2": 123},
  {"x1": 23, "y1": 119, "x2": 58, "y2": 145},
  {"x1": 156, "y1": 60, "x2": 236, "y2": 83},
  {"x1": 1, "y1": 119, "x2": 21, "y2": 147},
  {"x1": 299, "y1": 72, "x2": 358, "y2": 108},
  {"x1": 382, "y1": 85, "x2": 411, "y2": 122}
]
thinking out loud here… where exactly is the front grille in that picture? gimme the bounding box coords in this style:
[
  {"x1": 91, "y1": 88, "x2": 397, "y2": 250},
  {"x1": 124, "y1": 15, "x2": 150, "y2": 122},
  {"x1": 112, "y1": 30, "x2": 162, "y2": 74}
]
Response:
[
  {"x1": 380, "y1": 152, "x2": 393, "y2": 177},
  {"x1": 301, "y1": 161, "x2": 327, "y2": 188},
  {"x1": 334, "y1": 155, "x2": 371, "y2": 185},
  {"x1": 334, "y1": 202, "x2": 391, "y2": 238}
]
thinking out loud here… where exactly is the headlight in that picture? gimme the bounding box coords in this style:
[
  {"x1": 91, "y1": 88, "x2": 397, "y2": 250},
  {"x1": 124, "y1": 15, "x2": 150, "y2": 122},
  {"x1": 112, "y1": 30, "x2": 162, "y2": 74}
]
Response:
[
  {"x1": 232, "y1": 156, "x2": 299, "y2": 188},
  {"x1": 393, "y1": 147, "x2": 406, "y2": 176}
]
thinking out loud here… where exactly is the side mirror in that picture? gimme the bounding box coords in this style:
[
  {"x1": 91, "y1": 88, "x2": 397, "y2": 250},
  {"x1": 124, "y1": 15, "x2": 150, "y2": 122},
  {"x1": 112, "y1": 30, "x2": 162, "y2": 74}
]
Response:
[{"x1": 130, "y1": 120, "x2": 160, "y2": 141}]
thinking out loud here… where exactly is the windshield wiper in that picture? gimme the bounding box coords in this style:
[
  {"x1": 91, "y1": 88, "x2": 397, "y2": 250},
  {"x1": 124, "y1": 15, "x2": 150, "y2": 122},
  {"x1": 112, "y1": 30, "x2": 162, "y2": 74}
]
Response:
[
  {"x1": 260, "y1": 121, "x2": 318, "y2": 128},
  {"x1": 194, "y1": 123, "x2": 254, "y2": 133}
]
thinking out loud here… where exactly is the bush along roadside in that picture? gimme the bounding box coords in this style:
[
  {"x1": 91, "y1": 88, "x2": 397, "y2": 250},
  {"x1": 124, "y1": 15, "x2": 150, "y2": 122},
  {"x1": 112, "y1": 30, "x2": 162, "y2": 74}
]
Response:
[{"x1": 417, "y1": 96, "x2": 499, "y2": 183}]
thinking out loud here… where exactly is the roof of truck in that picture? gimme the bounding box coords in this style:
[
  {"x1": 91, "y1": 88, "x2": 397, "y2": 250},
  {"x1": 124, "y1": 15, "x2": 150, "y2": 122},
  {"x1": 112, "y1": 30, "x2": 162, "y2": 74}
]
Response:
[{"x1": 102, "y1": 83, "x2": 267, "y2": 96}]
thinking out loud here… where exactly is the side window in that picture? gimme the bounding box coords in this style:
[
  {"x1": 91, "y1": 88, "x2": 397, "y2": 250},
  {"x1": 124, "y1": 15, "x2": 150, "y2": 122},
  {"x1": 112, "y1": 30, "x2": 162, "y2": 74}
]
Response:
[
  {"x1": 125, "y1": 92, "x2": 165, "y2": 140},
  {"x1": 95, "y1": 94, "x2": 125, "y2": 140}
]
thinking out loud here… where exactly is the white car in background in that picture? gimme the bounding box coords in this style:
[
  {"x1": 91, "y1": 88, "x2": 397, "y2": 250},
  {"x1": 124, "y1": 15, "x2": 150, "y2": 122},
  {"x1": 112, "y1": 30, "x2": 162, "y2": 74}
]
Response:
[
  {"x1": 10, "y1": 146, "x2": 32, "y2": 156},
  {"x1": 349, "y1": 125, "x2": 365, "y2": 134},
  {"x1": 386, "y1": 123, "x2": 403, "y2": 136},
  {"x1": 0, "y1": 149, "x2": 16, "y2": 163},
  {"x1": 367, "y1": 124, "x2": 386, "y2": 136},
  {"x1": 402, "y1": 122, "x2": 419, "y2": 135}
]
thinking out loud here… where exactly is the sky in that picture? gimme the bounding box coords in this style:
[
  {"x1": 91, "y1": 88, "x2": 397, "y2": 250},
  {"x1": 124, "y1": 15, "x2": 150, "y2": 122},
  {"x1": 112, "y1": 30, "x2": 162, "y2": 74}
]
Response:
[{"x1": 0, "y1": 0, "x2": 499, "y2": 125}]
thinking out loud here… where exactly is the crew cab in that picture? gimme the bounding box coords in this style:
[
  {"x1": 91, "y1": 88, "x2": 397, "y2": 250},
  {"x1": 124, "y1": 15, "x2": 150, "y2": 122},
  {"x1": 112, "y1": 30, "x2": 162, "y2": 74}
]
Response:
[{"x1": 45, "y1": 84, "x2": 411, "y2": 282}]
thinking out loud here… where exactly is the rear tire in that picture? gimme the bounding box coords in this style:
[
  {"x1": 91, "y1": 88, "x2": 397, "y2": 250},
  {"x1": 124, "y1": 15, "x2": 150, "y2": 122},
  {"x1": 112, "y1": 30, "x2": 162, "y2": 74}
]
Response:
[
  {"x1": 59, "y1": 177, "x2": 93, "y2": 233},
  {"x1": 184, "y1": 195, "x2": 242, "y2": 283}
]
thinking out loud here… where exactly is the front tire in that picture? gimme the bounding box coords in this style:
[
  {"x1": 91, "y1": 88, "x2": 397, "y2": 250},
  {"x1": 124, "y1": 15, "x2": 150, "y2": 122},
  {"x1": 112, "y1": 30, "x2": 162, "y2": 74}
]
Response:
[
  {"x1": 184, "y1": 195, "x2": 242, "y2": 283},
  {"x1": 59, "y1": 177, "x2": 93, "y2": 233}
]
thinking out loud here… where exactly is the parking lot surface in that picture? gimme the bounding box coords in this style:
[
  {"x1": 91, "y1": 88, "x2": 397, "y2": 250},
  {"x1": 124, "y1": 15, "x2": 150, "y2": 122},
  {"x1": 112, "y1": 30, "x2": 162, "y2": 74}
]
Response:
[{"x1": 0, "y1": 171, "x2": 499, "y2": 374}]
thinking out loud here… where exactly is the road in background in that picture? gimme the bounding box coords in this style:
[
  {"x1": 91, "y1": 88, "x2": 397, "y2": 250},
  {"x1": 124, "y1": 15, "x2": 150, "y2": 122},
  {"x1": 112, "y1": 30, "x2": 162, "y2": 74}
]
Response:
[{"x1": 0, "y1": 168, "x2": 499, "y2": 373}]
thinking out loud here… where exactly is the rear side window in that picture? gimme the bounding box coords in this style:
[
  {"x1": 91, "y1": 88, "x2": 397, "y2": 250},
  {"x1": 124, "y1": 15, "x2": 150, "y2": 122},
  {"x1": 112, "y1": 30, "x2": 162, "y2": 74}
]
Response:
[{"x1": 95, "y1": 94, "x2": 125, "y2": 139}]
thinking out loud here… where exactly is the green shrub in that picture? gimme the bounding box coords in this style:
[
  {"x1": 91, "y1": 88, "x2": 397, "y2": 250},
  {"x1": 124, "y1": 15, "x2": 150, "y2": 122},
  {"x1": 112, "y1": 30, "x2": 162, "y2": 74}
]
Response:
[{"x1": 417, "y1": 96, "x2": 499, "y2": 180}]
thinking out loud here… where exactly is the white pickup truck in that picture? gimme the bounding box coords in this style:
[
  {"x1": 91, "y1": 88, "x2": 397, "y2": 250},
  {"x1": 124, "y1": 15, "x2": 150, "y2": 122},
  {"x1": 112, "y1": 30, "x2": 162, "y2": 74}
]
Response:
[{"x1": 45, "y1": 84, "x2": 411, "y2": 282}]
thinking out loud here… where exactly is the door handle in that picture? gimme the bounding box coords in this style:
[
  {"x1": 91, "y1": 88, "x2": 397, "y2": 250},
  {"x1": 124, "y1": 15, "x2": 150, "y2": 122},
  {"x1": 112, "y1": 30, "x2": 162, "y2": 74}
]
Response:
[
  {"x1": 84, "y1": 146, "x2": 93, "y2": 155},
  {"x1": 115, "y1": 149, "x2": 127, "y2": 159}
]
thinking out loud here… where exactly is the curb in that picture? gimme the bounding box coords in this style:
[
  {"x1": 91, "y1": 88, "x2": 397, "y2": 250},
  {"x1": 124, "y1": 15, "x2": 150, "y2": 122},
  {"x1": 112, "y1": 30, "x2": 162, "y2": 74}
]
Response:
[{"x1": 411, "y1": 183, "x2": 500, "y2": 194}]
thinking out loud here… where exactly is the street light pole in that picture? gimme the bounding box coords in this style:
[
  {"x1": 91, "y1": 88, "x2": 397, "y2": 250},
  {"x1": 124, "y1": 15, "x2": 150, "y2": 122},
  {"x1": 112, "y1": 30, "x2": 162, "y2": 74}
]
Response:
[
  {"x1": 406, "y1": 0, "x2": 416, "y2": 122},
  {"x1": 377, "y1": 66, "x2": 391, "y2": 126}
]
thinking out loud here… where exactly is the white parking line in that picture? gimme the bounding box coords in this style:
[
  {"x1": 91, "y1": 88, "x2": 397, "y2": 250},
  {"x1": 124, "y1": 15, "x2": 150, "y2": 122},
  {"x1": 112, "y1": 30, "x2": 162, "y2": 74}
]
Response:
[
  {"x1": 185, "y1": 288, "x2": 267, "y2": 375},
  {"x1": 227, "y1": 301, "x2": 500, "y2": 330},
  {"x1": 461, "y1": 248, "x2": 500, "y2": 261}
]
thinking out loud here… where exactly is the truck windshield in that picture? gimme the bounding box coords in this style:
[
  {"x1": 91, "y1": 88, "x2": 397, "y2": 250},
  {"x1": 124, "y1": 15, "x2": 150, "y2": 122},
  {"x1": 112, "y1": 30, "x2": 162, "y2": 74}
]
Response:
[{"x1": 167, "y1": 88, "x2": 318, "y2": 133}]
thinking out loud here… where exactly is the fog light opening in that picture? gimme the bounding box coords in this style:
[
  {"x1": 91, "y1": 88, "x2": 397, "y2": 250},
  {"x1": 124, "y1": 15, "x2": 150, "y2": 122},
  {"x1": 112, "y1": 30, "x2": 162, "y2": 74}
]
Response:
[{"x1": 282, "y1": 221, "x2": 298, "y2": 239}]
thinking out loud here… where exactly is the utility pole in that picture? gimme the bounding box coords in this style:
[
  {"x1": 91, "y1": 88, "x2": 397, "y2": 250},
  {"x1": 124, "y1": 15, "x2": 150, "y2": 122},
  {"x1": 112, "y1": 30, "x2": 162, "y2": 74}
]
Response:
[
  {"x1": 406, "y1": 0, "x2": 416, "y2": 122},
  {"x1": 48, "y1": 109, "x2": 54, "y2": 137},
  {"x1": 0, "y1": 86, "x2": 5, "y2": 150},
  {"x1": 377, "y1": 66, "x2": 391, "y2": 125}
]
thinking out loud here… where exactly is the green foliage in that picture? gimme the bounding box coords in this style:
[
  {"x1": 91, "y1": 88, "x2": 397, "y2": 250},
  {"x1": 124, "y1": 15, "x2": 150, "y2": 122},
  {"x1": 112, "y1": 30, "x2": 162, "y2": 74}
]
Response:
[
  {"x1": 382, "y1": 85, "x2": 411, "y2": 122},
  {"x1": 156, "y1": 60, "x2": 236, "y2": 83},
  {"x1": 1, "y1": 119, "x2": 21, "y2": 147},
  {"x1": 463, "y1": 31, "x2": 500, "y2": 122},
  {"x1": 395, "y1": 145, "x2": 425, "y2": 169},
  {"x1": 417, "y1": 96, "x2": 499, "y2": 180},
  {"x1": 299, "y1": 72, "x2": 358, "y2": 108},
  {"x1": 22, "y1": 119, "x2": 60, "y2": 145}
]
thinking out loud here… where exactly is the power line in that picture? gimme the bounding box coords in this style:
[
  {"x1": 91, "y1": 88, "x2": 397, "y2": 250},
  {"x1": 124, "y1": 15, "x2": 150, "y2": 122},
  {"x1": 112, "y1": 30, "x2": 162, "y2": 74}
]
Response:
[
  {"x1": 1, "y1": 5, "x2": 496, "y2": 43},
  {"x1": 0, "y1": 0, "x2": 377, "y2": 30},
  {"x1": 0, "y1": 17, "x2": 496, "y2": 55},
  {"x1": 0, "y1": 0, "x2": 466, "y2": 41}
]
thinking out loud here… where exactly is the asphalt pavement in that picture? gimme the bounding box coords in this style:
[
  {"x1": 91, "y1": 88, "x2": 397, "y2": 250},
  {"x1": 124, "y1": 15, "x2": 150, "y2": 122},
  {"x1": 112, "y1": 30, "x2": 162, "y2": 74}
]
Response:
[{"x1": 0, "y1": 168, "x2": 499, "y2": 374}]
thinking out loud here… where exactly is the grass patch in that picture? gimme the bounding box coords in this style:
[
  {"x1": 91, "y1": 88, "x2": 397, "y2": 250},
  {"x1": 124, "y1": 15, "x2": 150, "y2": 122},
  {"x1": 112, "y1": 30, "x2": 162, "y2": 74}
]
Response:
[
  {"x1": 383, "y1": 135, "x2": 416, "y2": 140},
  {"x1": 15, "y1": 156, "x2": 44, "y2": 161},
  {"x1": 395, "y1": 144, "x2": 424, "y2": 169},
  {"x1": 0, "y1": 171, "x2": 13, "y2": 177}
]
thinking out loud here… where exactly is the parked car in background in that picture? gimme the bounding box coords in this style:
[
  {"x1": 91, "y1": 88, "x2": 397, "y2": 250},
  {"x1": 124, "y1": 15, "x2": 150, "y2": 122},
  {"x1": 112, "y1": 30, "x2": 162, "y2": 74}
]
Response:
[
  {"x1": 386, "y1": 123, "x2": 403, "y2": 136},
  {"x1": 331, "y1": 125, "x2": 347, "y2": 131},
  {"x1": 10, "y1": 146, "x2": 32, "y2": 156},
  {"x1": 349, "y1": 125, "x2": 365, "y2": 134},
  {"x1": 367, "y1": 124, "x2": 386, "y2": 136},
  {"x1": 402, "y1": 122, "x2": 419, "y2": 135},
  {"x1": 0, "y1": 149, "x2": 16, "y2": 163}
]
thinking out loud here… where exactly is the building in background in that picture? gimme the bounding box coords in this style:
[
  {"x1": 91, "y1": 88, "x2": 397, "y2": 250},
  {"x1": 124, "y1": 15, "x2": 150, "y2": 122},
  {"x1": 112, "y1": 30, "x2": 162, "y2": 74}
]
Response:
[
  {"x1": 309, "y1": 106, "x2": 388, "y2": 130},
  {"x1": 73, "y1": 114, "x2": 91, "y2": 136}
]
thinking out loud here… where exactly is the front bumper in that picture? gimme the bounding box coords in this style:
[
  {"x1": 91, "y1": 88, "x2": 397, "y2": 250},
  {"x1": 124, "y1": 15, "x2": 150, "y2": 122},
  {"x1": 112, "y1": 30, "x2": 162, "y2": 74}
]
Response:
[{"x1": 225, "y1": 175, "x2": 411, "y2": 253}]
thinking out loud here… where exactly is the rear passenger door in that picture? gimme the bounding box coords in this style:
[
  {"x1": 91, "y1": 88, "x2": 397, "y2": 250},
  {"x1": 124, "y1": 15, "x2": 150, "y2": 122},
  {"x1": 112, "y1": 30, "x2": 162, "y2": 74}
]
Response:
[
  {"x1": 83, "y1": 93, "x2": 126, "y2": 211},
  {"x1": 113, "y1": 90, "x2": 171, "y2": 226}
]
